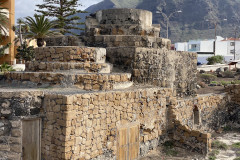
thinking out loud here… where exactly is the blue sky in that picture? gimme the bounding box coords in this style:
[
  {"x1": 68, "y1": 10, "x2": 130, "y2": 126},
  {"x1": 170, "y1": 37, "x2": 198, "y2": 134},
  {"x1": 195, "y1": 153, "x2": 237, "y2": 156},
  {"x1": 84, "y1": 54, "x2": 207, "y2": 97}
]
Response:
[{"x1": 15, "y1": 0, "x2": 103, "y2": 22}]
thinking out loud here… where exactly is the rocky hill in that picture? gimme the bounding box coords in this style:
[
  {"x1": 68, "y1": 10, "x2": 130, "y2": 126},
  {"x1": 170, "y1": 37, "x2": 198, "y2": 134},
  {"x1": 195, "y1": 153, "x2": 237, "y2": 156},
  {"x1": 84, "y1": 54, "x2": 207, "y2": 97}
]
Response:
[{"x1": 78, "y1": 0, "x2": 240, "y2": 43}]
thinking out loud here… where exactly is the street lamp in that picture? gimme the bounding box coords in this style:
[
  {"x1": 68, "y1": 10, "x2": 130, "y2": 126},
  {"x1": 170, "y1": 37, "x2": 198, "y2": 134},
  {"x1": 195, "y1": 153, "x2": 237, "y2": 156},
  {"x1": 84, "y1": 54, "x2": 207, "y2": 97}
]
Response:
[
  {"x1": 206, "y1": 18, "x2": 227, "y2": 56},
  {"x1": 156, "y1": 10, "x2": 182, "y2": 39}
]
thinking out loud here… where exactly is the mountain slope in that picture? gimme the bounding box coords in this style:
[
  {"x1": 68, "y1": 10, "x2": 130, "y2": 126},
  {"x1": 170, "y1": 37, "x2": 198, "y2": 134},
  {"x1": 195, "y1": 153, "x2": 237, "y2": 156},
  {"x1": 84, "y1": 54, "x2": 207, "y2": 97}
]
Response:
[{"x1": 78, "y1": 0, "x2": 240, "y2": 42}]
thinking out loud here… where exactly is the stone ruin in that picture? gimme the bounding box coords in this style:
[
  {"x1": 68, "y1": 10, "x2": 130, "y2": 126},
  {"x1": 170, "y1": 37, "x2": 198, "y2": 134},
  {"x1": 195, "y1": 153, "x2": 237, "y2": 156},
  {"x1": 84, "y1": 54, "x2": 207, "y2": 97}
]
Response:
[{"x1": 0, "y1": 8, "x2": 240, "y2": 160}]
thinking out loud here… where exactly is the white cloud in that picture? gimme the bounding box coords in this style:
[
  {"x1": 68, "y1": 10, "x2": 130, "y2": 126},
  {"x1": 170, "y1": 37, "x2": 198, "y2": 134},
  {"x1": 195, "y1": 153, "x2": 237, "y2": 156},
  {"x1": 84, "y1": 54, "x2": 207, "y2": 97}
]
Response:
[{"x1": 15, "y1": 0, "x2": 103, "y2": 22}]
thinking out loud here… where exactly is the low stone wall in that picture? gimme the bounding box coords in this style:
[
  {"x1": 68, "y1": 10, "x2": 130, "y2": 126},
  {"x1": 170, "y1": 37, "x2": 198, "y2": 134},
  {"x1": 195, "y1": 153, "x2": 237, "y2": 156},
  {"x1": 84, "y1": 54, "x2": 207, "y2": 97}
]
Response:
[
  {"x1": 225, "y1": 85, "x2": 240, "y2": 104},
  {"x1": 41, "y1": 87, "x2": 173, "y2": 160},
  {"x1": 171, "y1": 94, "x2": 229, "y2": 130},
  {"x1": 25, "y1": 61, "x2": 111, "y2": 73},
  {"x1": 5, "y1": 72, "x2": 132, "y2": 90},
  {"x1": 44, "y1": 36, "x2": 80, "y2": 46},
  {"x1": 35, "y1": 47, "x2": 106, "y2": 63},
  {"x1": 168, "y1": 93, "x2": 231, "y2": 154},
  {"x1": 0, "y1": 91, "x2": 44, "y2": 160}
]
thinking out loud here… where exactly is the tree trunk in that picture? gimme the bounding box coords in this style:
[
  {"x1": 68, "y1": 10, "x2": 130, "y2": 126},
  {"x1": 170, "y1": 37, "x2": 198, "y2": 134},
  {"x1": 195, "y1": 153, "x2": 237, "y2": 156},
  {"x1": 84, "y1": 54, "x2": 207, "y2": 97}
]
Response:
[
  {"x1": 19, "y1": 24, "x2": 23, "y2": 47},
  {"x1": 37, "y1": 38, "x2": 44, "y2": 47}
]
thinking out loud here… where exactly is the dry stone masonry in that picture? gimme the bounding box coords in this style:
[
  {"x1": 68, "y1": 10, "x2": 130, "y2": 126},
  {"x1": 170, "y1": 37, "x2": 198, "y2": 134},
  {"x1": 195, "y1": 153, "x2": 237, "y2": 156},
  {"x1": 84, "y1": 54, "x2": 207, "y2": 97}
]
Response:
[{"x1": 0, "y1": 8, "x2": 240, "y2": 160}]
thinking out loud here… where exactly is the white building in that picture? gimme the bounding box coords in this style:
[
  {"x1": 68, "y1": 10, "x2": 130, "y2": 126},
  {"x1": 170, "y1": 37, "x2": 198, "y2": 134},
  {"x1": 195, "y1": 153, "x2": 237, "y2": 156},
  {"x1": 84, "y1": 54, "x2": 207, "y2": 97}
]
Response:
[
  {"x1": 216, "y1": 38, "x2": 240, "y2": 60},
  {"x1": 175, "y1": 36, "x2": 240, "y2": 63}
]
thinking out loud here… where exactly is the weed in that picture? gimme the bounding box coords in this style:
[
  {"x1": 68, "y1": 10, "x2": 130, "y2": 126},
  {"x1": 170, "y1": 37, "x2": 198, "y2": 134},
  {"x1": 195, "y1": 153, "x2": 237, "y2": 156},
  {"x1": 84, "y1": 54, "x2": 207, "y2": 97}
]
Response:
[
  {"x1": 212, "y1": 140, "x2": 228, "y2": 150},
  {"x1": 232, "y1": 143, "x2": 240, "y2": 149},
  {"x1": 209, "y1": 155, "x2": 216, "y2": 160},
  {"x1": 163, "y1": 141, "x2": 178, "y2": 156},
  {"x1": 208, "y1": 149, "x2": 219, "y2": 160},
  {"x1": 211, "y1": 81, "x2": 218, "y2": 84}
]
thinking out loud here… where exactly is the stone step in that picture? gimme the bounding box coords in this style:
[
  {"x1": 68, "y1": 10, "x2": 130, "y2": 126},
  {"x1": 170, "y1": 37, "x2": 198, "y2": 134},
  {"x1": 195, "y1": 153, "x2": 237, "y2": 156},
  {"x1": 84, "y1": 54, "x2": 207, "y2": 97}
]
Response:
[
  {"x1": 4, "y1": 72, "x2": 133, "y2": 91},
  {"x1": 35, "y1": 46, "x2": 106, "y2": 63},
  {"x1": 25, "y1": 62, "x2": 112, "y2": 73}
]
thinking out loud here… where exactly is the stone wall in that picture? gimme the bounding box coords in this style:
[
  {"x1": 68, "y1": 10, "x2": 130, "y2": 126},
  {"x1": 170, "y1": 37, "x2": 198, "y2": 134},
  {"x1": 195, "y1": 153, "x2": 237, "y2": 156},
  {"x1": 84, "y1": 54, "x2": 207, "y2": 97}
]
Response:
[
  {"x1": 107, "y1": 47, "x2": 197, "y2": 97},
  {"x1": 44, "y1": 36, "x2": 80, "y2": 46},
  {"x1": 171, "y1": 94, "x2": 229, "y2": 130},
  {"x1": 167, "y1": 93, "x2": 232, "y2": 154},
  {"x1": 25, "y1": 61, "x2": 111, "y2": 73},
  {"x1": 5, "y1": 72, "x2": 132, "y2": 90},
  {"x1": 35, "y1": 47, "x2": 106, "y2": 63},
  {"x1": 85, "y1": 9, "x2": 160, "y2": 37},
  {"x1": 225, "y1": 85, "x2": 240, "y2": 104},
  {"x1": 0, "y1": 91, "x2": 44, "y2": 160},
  {"x1": 41, "y1": 87, "x2": 173, "y2": 160},
  {"x1": 132, "y1": 48, "x2": 197, "y2": 97}
]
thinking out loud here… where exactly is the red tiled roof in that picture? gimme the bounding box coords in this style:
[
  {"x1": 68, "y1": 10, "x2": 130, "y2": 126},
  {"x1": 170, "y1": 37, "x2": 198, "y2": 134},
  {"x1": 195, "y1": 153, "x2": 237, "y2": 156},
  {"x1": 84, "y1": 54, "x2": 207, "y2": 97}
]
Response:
[{"x1": 222, "y1": 37, "x2": 240, "y2": 41}]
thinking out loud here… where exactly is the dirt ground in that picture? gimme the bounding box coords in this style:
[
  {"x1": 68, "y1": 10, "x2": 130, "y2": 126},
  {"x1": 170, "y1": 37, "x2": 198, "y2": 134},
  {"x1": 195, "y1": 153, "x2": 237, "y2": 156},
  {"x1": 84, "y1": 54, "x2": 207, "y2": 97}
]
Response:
[
  {"x1": 196, "y1": 71, "x2": 240, "y2": 95},
  {"x1": 139, "y1": 131, "x2": 240, "y2": 160}
]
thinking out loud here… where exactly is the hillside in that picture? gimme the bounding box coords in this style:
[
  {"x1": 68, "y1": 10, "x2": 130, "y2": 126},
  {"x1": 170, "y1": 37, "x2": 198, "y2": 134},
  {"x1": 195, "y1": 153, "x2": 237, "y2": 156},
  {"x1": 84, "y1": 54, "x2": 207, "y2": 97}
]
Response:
[{"x1": 78, "y1": 0, "x2": 240, "y2": 43}]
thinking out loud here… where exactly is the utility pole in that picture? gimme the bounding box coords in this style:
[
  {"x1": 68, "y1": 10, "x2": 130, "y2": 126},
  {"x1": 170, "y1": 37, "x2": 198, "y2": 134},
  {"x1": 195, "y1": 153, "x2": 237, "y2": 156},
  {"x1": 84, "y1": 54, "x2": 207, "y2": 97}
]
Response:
[
  {"x1": 156, "y1": 10, "x2": 182, "y2": 39},
  {"x1": 206, "y1": 18, "x2": 227, "y2": 56}
]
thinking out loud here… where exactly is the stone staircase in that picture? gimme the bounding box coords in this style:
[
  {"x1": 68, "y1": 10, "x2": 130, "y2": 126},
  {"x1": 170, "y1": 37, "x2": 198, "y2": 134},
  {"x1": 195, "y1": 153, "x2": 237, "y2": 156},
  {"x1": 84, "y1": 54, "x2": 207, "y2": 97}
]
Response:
[{"x1": 4, "y1": 46, "x2": 133, "y2": 91}]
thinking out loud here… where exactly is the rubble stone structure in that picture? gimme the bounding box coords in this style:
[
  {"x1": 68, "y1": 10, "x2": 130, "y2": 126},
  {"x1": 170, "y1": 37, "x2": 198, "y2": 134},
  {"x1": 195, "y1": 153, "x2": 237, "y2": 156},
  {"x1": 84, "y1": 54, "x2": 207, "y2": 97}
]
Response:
[{"x1": 0, "y1": 8, "x2": 240, "y2": 160}]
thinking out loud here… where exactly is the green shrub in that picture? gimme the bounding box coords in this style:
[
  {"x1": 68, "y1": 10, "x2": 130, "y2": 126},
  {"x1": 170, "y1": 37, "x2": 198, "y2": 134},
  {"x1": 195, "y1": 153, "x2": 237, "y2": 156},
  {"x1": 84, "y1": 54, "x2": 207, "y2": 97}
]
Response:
[
  {"x1": 223, "y1": 71, "x2": 235, "y2": 78},
  {"x1": 220, "y1": 81, "x2": 232, "y2": 86},
  {"x1": 231, "y1": 80, "x2": 240, "y2": 84},
  {"x1": 0, "y1": 63, "x2": 15, "y2": 72},
  {"x1": 207, "y1": 55, "x2": 224, "y2": 65},
  {"x1": 211, "y1": 81, "x2": 218, "y2": 84},
  {"x1": 15, "y1": 42, "x2": 35, "y2": 61},
  {"x1": 212, "y1": 140, "x2": 228, "y2": 150},
  {"x1": 200, "y1": 74, "x2": 217, "y2": 84}
]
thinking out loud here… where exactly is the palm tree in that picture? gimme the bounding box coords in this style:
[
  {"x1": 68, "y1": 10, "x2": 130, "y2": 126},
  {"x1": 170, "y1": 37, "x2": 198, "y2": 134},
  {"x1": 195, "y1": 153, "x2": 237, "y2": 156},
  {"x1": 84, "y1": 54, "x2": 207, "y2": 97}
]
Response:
[
  {"x1": 0, "y1": 2, "x2": 9, "y2": 39},
  {"x1": 25, "y1": 14, "x2": 60, "y2": 47},
  {"x1": 17, "y1": 18, "x2": 24, "y2": 46}
]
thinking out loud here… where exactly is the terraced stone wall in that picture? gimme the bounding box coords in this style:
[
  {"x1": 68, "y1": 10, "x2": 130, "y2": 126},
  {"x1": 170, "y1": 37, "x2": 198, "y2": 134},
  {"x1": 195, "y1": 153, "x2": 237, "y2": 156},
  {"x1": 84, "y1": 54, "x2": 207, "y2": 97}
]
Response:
[
  {"x1": 41, "y1": 87, "x2": 173, "y2": 160},
  {"x1": 107, "y1": 47, "x2": 197, "y2": 97},
  {"x1": 44, "y1": 36, "x2": 80, "y2": 46},
  {"x1": 34, "y1": 47, "x2": 106, "y2": 63},
  {"x1": 0, "y1": 91, "x2": 44, "y2": 160}
]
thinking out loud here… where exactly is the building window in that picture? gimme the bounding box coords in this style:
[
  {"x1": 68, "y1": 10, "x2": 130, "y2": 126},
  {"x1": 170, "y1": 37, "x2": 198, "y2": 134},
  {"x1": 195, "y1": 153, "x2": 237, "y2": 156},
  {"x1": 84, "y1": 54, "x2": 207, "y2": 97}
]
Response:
[
  {"x1": 230, "y1": 50, "x2": 235, "y2": 54},
  {"x1": 192, "y1": 44, "x2": 197, "y2": 48},
  {"x1": 230, "y1": 42, "x2": 235, "y2": 46}
]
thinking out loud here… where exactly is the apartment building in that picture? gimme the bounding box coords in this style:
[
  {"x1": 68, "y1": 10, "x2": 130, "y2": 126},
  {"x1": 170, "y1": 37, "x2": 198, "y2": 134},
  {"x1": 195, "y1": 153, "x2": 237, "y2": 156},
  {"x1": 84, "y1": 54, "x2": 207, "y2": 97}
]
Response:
[{"x1": 0, "y1": 0, "x2": 15, "y2": 65}]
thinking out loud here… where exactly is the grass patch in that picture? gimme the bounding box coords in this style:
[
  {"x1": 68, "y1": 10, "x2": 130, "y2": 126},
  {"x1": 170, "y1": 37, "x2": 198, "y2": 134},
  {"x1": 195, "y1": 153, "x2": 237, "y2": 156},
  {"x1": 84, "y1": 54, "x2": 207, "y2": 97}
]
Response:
[
  {"x1": 212, "y1": 140, "x2": 228, "y2": 150},
  {"x1": 233, "y1": 157, "x2": 240, "y2": 160},
  {"x1": 210, "y1": 80, "x2": 240, "y2": 86},
  {"x1": 163, "y1": 141, "x2": 178, "y2": 156},
  {"x1": 232, "y1": 143, "x2": 240, "y2": 149},
  {"x1": 208, "y1": 149, "x2": 219, "y2": 160}
]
